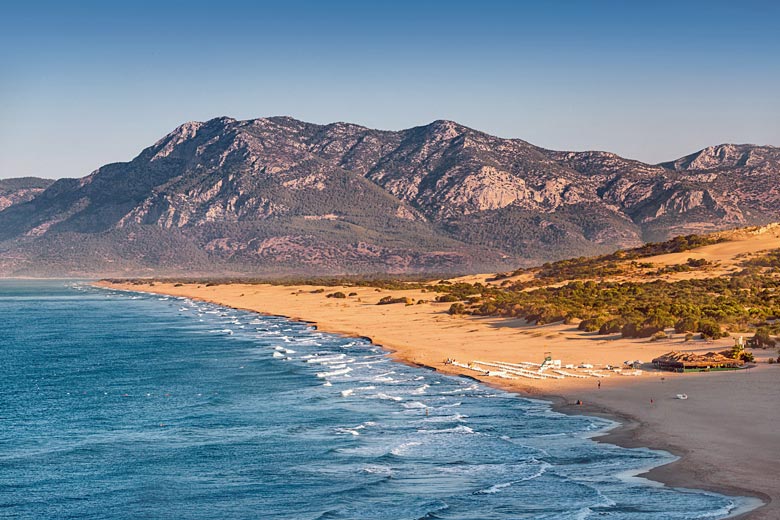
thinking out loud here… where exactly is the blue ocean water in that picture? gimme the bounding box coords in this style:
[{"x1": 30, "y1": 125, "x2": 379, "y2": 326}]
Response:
[{"x1": 0, "y1": 281, "x2": 748, "y2": 519}]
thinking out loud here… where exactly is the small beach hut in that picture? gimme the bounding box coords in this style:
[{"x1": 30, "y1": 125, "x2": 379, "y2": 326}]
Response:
[{"x1": 651, "y1": 351, "x2": 744, "y2": 372}]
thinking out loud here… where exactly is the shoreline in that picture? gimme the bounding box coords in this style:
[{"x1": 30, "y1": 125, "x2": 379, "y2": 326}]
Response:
[{"x1": 96, "y1": 281, "x2": 774, "y2": 519}]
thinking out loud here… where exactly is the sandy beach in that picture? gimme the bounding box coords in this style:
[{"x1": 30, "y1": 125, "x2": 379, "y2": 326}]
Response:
[{"x1": 100, "y1": 280, "x2": 779, "y2": 518}]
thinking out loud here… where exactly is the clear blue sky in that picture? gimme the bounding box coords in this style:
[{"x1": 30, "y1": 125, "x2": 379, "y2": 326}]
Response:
[{"x1": 1, "y1": 0, "x2": 778, "y2": 179}]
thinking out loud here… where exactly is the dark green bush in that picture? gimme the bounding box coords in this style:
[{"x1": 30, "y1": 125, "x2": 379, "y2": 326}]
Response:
[
  {"x1": 752, "y1": 327, "x2": 777, "y2": 348},
  {"x1": 448, "y1": 303, "x2": 467, "y2": 315},
  {"x1": 699, "y1": 319, "x2": 725, "y2": 339}
]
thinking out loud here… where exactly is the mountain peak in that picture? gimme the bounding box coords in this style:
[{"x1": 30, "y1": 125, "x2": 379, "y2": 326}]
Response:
[
  {"x1": 661, "y1": 143, "x2": 780, "y2": 171},
  {"x1": 427, "y1": 119, "x2": 468, "y2": 135}
]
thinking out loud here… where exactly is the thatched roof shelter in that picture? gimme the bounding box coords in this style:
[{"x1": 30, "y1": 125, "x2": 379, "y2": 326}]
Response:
[{"x1": 652, "y1": 351, "x2": 744, "y2": 371}]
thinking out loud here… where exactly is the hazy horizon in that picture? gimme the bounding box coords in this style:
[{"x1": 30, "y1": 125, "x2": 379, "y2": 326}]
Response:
[{"x1": 2, "y1": 0, "x2": 779, "y2": 180}]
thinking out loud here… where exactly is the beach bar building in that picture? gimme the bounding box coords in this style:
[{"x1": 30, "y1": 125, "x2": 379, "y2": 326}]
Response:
[{"x1": 651, "y1": 351, "x2": 744, "y2": 372}]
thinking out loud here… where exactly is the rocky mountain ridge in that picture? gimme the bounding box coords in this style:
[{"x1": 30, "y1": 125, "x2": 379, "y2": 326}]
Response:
[
  {"x1": 0, "y1": 117, "x2": 778, "y2": 276},
  {"x1": 0, "y1": 177, "x2": 54, "y2": 212}
]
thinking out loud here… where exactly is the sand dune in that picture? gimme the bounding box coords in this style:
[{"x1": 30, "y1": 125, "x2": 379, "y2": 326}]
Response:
[{"x1": 457, "y1": 223, "x2": 780, "y2": 287}]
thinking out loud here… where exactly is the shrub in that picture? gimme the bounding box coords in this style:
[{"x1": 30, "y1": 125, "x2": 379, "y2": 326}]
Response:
[
  {"x1": 348, "y1": 292, "x2": 358, "y2": 297},
  {"x1": 638, "y1": 326, "x2": 664, "y2": 338},
  {"x1": 752, "y1": 327, "x2": 777, "y2": 348},
  {"x1": 599, "y1": 319, "x2": 623, "y2": 335},
  {"x1": 448, "y1": 303, "x2": 467, "y2": 315},
  {"x1": 377, "y1": 296, "x2": 412, "y2": 305},
  {"x1": 621, "y1": 322, "x2": 640, "y2": 338},
  {"x1": 327, "y1": 292, "x2": 347, "y2": 298},
  {"x1": 312, "y1": 288, "x2": 325, "y2": 294},
  {"x1": 699, "y1": 319, "x2": 725, "y2": 339},
  {"x1": 436, "y1": 294, "x2": 459, "y2": 303},
  {"x1": 686, "y1": 258, "x2": 710, "y2": 268},
  {"x1": 675, "y1": 317, "x2": 698, "y2": 334},
  {"x1": 650, "y1": 330, "x2": 668, "y2": 341},
  {"x1": 578, "y1": 318, "x2": 604, "y2": 332}
]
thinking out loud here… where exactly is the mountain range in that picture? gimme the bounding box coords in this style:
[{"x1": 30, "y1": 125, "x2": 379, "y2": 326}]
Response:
[{"x1": 1, "y1": 117, "x2": 778, "y2": 277}]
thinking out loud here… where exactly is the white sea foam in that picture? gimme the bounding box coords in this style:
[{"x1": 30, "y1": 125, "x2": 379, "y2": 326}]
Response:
[
  {"x1": 417, "y1": 425, "x2": 474, "y2": 435},
  {"x1": 390, "y1": 441, "x2": 422, "y2": 456},
  {"x1": 341, "y1": 386, "x2": 375, "y2": 397},
  {"x1": 411, "y1": 384, "x2": 429, "y2": 395},
  {"x1": 335, "y1": 427, "x2": 361, "y2": 436},
  {"x1": 573, "y1": 507, "x2": 592, "y2": 520},
  {"x1": 307, "y1": 354, "x2": 346, "y2": 364},
  {"x1": 361, "y1": 465, "x2": 392, "y2": 476},
  {"x1": 371, "y1": 370, "x2": 396, "y2": 382},
  {"x1": 316, "y1": 367, "x2": 352, "y2": 378},
  {"x1": 440, "y1": 384, "x2": 480, "y2": 394},
  {"x1": 351, "y1": 360, "x2": 386, "y2": 367},
  {"x1": 422, "y1": 413, "x2": 467, "y2": 423},
  {"x1": 372, "y1": 393, "x2": 403, "y2": 402},
  {"x1": 475, "y1": 481, "x2": 513, "y2": 495}
]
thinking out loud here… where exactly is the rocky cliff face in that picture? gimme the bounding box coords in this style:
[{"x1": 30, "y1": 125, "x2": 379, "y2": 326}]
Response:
[
  {"x1": 0, "y1": 117, "x2": 777, "y2": 276},
  {"x1": 0, "y1": 178, "x2": 53, "y2": 212}
]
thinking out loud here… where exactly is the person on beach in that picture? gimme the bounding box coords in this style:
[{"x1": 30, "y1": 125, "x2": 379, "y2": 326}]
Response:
[{"x1": 597, "y1": 380, "x2": 601, "y2": 389}]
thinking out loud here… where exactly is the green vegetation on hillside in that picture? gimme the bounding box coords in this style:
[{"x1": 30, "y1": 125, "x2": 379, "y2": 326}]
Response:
[
  {"x1": 741, "y1": 249, "x2": 780, "y2": 271},
  {"x1": 435, "y1": 273, "x2": 780, "y2": 339}
]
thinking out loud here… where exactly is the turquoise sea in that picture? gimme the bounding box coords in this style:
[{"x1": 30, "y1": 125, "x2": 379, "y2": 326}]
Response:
[{"x1": 0, "y1": 281, "x2": 751, "y2": 519}]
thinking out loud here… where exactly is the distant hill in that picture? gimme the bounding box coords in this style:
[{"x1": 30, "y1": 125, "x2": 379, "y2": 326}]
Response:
[
  {"x1": 0, "y1": 177, "x2": 54, "y2": 212},
  {"x1": 0, "y1": 117, "x2": 779, "y2": 277}
]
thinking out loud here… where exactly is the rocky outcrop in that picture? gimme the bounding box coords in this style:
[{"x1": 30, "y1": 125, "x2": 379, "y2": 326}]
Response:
[
  {"x1": 0, "y1": 178, "x2": 53, "y2": 211},
  {"x1": 660, "y1": 144, "x2": 779, "y2": 171}
]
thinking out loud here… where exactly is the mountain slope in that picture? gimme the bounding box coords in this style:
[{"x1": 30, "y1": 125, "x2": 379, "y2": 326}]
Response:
[
  {"x1": 0, "y1": 117, "x2": 778, "y2": 277},
  {"x1": 0, "y1": 177, "x2": 54, "y2": 212}
]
